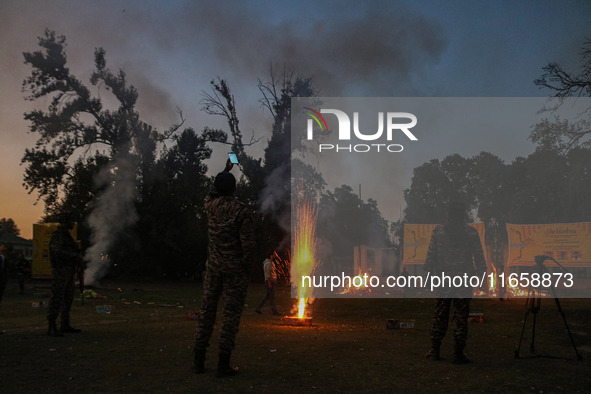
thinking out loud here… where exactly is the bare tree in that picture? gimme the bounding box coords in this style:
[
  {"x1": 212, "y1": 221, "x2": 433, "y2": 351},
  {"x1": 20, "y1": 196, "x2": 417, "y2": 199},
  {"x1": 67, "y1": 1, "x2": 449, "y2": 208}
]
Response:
[{"x1": 532, "y1": 38, "x2": 591, "y2": 152}]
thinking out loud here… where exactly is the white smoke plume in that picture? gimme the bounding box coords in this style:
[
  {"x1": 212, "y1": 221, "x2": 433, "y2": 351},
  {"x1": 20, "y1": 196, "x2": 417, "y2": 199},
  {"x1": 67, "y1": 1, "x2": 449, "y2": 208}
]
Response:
[
  {"x1": 259, "y1": 163, "x2": 290, "y2": 219},
  {"x1": 84, "y1": 154, "x2": 138, "y2": 286},
  {"x1": 255, "y1": 162, "x2": 292, "y2": 254}
]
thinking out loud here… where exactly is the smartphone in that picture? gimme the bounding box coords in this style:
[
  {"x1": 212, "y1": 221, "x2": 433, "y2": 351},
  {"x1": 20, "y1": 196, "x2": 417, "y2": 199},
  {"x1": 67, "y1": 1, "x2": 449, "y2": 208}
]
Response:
[{"x1": 228, "y1": 152, "x2": 239, "y2": 164}]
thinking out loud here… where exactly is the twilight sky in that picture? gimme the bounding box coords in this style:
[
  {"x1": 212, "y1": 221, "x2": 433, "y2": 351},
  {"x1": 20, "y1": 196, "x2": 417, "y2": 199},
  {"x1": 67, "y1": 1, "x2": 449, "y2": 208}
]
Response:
[{"x1": 1, "y1": 0, "x2": 590, "y2": 239}]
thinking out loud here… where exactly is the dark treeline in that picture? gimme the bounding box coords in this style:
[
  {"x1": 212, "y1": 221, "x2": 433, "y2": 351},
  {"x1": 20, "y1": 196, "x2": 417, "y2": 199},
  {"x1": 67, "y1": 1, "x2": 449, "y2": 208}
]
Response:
[
  {"x1": 403, "y1": 36, "x2": 591, "y2": 229},
  {"x1": 19, "y1": 30, "x2": 591, "y2": 280},
  {"x1": 403, "y1": 148, "x2": 591, "y2": 226},
  {"x1": 19, "y1": 30, "x2": 322, "y2": 280}
]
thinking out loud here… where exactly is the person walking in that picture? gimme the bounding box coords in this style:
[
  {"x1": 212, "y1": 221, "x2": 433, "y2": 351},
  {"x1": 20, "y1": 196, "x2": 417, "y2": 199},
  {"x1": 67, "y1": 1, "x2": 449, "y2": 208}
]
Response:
[{"x1": 255, "y1": 254, "x2": 280, "y2": 315}]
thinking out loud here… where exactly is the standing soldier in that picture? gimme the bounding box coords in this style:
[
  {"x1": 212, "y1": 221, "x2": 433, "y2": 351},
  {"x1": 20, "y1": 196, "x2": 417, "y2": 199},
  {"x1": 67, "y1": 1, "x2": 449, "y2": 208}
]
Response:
[
  {"x1": 424, "y1": 201, "x2": 486, "y2": 363},
  {"x1": 47, "y1": 213, "x2": 82, "y2": 336},
  {"x1": 193, "y1": 160, "x2": 256, "y2": 377}
]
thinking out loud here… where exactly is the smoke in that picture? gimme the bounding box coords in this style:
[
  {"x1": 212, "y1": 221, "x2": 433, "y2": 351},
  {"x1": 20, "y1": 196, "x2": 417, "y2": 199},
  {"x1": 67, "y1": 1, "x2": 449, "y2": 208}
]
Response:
[
  {"x1": 255, "y1": 162, "x2": 293, "y2": 255},
  {"x1": 259, "y1": 163, "x2": 291, "y2": 221},
  {"x1": 84, "y1": 154, "x2": 138, "y2": 285},
  {"x1": 175, "y1": 1, "x2": 448, "y2": 96}
]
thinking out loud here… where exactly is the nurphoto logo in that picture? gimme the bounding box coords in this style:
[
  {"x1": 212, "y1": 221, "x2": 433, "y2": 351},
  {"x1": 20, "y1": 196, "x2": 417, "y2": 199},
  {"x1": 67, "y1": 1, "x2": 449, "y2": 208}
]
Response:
[{"x1": 304, "y1": 107, "x2": 418, "y2": 153}]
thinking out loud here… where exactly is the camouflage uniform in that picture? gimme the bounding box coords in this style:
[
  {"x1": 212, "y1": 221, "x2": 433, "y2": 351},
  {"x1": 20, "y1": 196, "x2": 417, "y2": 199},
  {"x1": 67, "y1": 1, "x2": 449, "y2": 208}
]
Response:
[
  {"x1": 424, "y1": 223, "x2": 486, "y2": 355},
  {"x1": 47, "y1": 224, "x2": 80, "y2": 325},
  {"x1": 194, "y1": 190, "x2": 255, "y2": 355}
]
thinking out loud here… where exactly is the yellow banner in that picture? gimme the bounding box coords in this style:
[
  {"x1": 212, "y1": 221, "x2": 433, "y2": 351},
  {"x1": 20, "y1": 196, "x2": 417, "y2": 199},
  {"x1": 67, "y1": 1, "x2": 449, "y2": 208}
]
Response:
[
  {"x1": 403, "y1": 223, "x2": 485, "y2": 265},
  {"x1": 507, "y1": 222, "x2": 591, "y2": 267},
  {"x1": 32, "y1": 223, "x2": 77, "y2": 278}
]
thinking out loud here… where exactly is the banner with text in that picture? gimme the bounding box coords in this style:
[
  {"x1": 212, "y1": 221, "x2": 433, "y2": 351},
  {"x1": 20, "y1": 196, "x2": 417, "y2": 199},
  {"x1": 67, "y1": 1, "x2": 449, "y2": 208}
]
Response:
[
  {"x1": 507, "y1": 222, "x2": 591, "y2": 267},
  {"x1": 402, "y1": 223, "x2": 486, "y2": 265}
]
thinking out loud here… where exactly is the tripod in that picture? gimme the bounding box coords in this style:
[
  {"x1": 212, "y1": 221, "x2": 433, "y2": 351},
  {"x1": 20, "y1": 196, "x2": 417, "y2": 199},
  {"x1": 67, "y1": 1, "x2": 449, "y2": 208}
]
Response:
[{"x1": 514, "y1": 255, "x2": 582, "y2": 361}]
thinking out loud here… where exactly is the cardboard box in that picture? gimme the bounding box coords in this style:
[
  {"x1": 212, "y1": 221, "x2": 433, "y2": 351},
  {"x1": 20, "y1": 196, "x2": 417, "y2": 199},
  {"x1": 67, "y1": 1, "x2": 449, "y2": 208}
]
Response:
[
  {"x1": 186, "y1": 311, "x2": 199, "y2": 320},
  {"x1": 387, "y1": 319, "x2": 415, "y2": 329},
  {"x1": 96, "y1": 305, "x2": 113, "y2": 314},
  {"x1": 468, "y1": 312, "x2": 484, "y2": 323}
]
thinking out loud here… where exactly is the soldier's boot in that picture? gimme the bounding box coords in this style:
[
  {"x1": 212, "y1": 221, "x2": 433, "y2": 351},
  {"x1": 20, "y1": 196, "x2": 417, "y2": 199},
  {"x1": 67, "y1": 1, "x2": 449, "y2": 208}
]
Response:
[
  {"x1": 425, "y1": 341, "x2": 441, "y2": 360},
  {"x1": 47, "y1": 319, "x2": 63, "y2": 337},
  {"x1": 192, "y1": 348, "x2": 206, "y2": 374},
  {"x1": 452, "y1": 343, "x2": 471, "y2": 364},
  {"x1": 60, "y1": 317, "x2": 82, "y2": 333},
  {"x1": 216, "y1": 352, "x2": 239, "y2": 377}
]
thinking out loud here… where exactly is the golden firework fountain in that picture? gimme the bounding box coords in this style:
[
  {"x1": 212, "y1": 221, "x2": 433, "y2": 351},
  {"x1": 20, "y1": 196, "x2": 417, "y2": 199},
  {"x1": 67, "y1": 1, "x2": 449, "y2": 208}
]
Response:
[{"x1": 283, "y1": 196, "x2": 316, "y2": 327}]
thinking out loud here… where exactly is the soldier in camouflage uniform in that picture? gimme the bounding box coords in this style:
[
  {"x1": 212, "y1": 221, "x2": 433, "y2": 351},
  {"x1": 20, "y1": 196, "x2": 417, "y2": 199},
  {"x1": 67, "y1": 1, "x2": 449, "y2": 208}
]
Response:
[
  {"x1": 424, "y1": 202, "x2": 486, "y2": 363},
  {"x1": 47, "y1": 213, "x2": 82, "y2": 336},
  {"x1": 193, "y1": 161, "x2": 256, "y2": 377}
]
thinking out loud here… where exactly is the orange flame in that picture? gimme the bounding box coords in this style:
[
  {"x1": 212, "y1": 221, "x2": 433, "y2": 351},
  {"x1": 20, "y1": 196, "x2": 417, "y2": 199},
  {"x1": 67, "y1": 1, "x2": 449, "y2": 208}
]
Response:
[
  {"x1": 488, "y1": 265, "x2": 497, "y2": 294},
  {"x1": 339, "y1": 268, "x2": 372, "y2": 295},
  {"x1": 473, "y1": 266, "x2": 497, "y2": 298},
  {"x1": 503, "y1": 271, "x2": 549, "y2": 298},
  {"x1": 297, "y1": 297, "x2": 307, "y2": 319},
  {"x1": 504, "y1": 279, "x2": 530, "y2": 297}
]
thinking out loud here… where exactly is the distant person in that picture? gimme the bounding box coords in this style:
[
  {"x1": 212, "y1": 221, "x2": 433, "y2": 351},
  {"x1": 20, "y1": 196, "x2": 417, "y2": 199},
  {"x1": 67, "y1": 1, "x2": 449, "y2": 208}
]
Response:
[
  {"x1": 193, "y1": 160, "x2": 256, "y2": 377},
  {"x1": 47, "y1": 213, "x2": 82, "y2": 336},
  {"x1": 0, "y1": 245, "x2": 7, "y2": 304},
  {"x1": 16, "y1": 252, "x2": 31, "y2": 294},
  {"x1": 572, "y1": 251, "x2": 581, "y2": 260},
  {"x1": 558, "y1": 251, "x2": 566, "y2": 260},
  {"x1": 255, "y1": 254, "x2": 280, "y2": 315},
  {"x1": 424, "y1": 202, "x2": 486, "y2": 364}
]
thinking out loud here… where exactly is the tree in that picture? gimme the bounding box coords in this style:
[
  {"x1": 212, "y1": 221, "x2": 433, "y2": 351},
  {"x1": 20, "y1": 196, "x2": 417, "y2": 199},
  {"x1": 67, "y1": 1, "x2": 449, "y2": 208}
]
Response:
[
  {"x1": 21, "y1": 30, "x2": 184, "y2": 214},
  {"x1": 532, "y1": 38, "x2": 591, "y2": 152},
  {"x1": 404, "y1": 148, "x2": 591, "y2": 227},
  {"x1": 257, "y1": 69, "x2": 326, "y2": 254},
  {"x1": 139, "y1": 128, "x2": 213, "y2": 277},
  {"x1": 403, "y1": 154, "x2": 475, "y2": 224},
  {"x1": 317, "y1": 185, "x2": 391, "y2": 260},
  {"x1": 201, "y1": 70, "x2": 324, "y2": 257},
  {"x1": 534, "y1": 39, "x2": 591, "y2": 97},
  {"x1": 469, "y1": 152, "x2": 510, "y2": 226},
  {"x1": 562, "y1": 147, "x2": 591, "y2": 221},
  {"x1": 20, "y1": 30, "x2": 228, "y2": 278},
  {"x1": 0, "y1": 218, "x2": 21, "y2": 237}
]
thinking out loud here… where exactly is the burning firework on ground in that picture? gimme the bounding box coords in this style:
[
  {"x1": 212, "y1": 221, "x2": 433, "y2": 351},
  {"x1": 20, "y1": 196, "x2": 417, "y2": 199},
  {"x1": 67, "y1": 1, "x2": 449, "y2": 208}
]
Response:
[
  {"x1": 284, "y1": 195, "x2": 318, "y2": 326},
  {"x1": 473, "y1": 265, "x2": 498, "y2": 298}
]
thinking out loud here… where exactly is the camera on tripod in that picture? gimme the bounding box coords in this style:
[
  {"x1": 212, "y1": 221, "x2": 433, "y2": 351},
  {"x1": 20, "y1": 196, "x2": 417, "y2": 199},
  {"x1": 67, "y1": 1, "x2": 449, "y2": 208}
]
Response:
[{"x1": 514, "y1": 254, "x2": 582, "y2": 361}]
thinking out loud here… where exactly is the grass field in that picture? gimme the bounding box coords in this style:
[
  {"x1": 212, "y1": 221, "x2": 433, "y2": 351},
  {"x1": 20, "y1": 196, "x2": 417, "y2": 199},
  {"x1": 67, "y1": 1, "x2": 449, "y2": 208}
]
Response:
[{"x1": 1, "y1": 278, "x2": 590, "y2": 393}]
